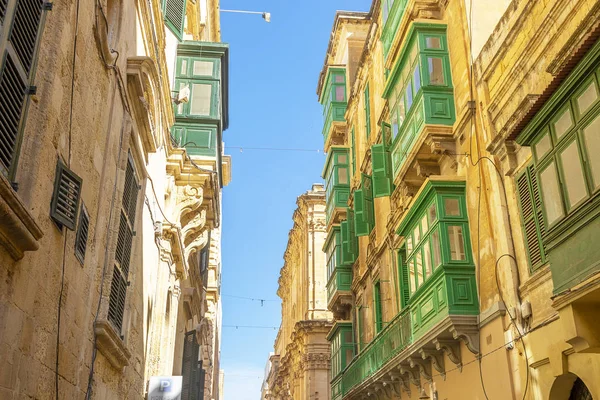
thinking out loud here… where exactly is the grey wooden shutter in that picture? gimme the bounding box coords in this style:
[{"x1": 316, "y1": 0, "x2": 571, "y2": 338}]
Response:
[
  {"x1": 181, "y1": 330, "x2": 200, "y2": 400},
  {"x1": 50, "y1": 160, "x2": 82, "y2": 230},
  {"x1": 516, "y1": 164, "x2": 547, "y2": 271},
  {"x1": 0, "y1": 0, "x2": 45, "y2": 175},
  {"x1": 108, "y1": 153, "x2": 139, "y2": 332},
  {"x1": 74, "y1": 202, "x2": 90, "y2": 264},
  {"x1": 163, "y1": 0, "x2": 186, "y2": 37}
]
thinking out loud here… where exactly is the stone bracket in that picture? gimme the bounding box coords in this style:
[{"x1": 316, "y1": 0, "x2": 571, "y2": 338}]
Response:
[
  {"x1": 399, "y1": 363, "x2": 421, "y2": 390},
  {"x1": 433, "y1": 338, "x2": 462, "y2": 370},
  {"x1": 450, "y1": 325, "x2": 480, "y2": 355},
  {"x1": 409, "y1": 356, "x2": 432, "y2": 383},
  {"x1": 420, "y1": 347, "x2": 446, "y2": 379}
]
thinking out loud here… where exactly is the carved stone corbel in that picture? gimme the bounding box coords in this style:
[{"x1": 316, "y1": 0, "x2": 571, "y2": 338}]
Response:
[
  {"x1": 450, "y1": 325, "x2": 480, "y2": 355},
  {"x1": 400, "y1": 363, "x2": 421, "y2": 390},
  {"x1": 433, "y1": 338, "x2": 462, "y2": 370},
  {"x1": 420, "y1": 347, "x2": 446, "y2": 379},
  {"x1": 409, "y1": 356, "x2": 432, "y2": 383}
]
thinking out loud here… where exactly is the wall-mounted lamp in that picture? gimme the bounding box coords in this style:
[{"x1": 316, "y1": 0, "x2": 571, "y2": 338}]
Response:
[{"x1": 220, "y1": 9, "x2": 271, "y2": 22}]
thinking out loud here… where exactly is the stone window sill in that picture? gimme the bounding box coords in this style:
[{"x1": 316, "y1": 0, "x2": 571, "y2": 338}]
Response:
[
  {"x1": 95, "y1": 319, "x2": 131, "y2": 370},
  {"x1": 0, "y1": 173, "x2": 43, "y2": 260}
]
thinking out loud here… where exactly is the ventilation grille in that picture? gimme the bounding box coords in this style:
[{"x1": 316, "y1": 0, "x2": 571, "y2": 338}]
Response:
[
  {"x1": 50, "y1": 160, "x2": 82, "y2": 230},
  {"x1": 0, "y1": 55, "x2": 27, "y2": 173},
  {"x1": 75, "y1": 203, "x2": 89, "y2": 264},
  {"x1": 9, "y1": 0, "x2": 44, "y2": 75},
  {"x1": 107, "y1": 267, "x2": 127, "y2": 332},
  {"x1": 164, "y1": 0, "x2": 185, "y2": 35}
]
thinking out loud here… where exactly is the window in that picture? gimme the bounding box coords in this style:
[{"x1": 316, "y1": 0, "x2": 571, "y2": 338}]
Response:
[
  {"x1": 324, "y1": 148, "x2": 350, "y2": 223},
  {"x1": 374, "y1": 282, "x2": 383, "y2": 333},
  {"x1": 372, "y1": 143, "x2": 393, "y2": 197},
  {"x1": 354, "y1": 175, "x2": 375, "y2": 236},
  {"x1": 427, "y1": 57, "x2": 445, "y2": 85},
  {"x1": 174, "y1": 55, "x2": 221, "y2": 119},
  {"x1": 516, "y1": 164, "x2": 547, "y2": 271},
  {"x1": 163, "y1": 0, "x2": 187, "y2": 39},
  {"x1": 341, "y1": 213, "x2": 357, "y2": 265},
  {"x1": 364, "y1": 84, "x2": 371, "y2": 139},
  {"x1": 326, "y1": 227, "x2": 342, "y2": 281},
  {"x1": 0, "y1": 0, "x2": 46, "y2": 178},
  {"x1": 527, "y1": 73, "x2": 600, "y2": 228},
  {"x1": 108, "y1": 153, "x2": 140, "y2": 332},
  {"x1": 381, "y1": 0, "x2": 393, "y2": 25},
  {"x1": 181, "y1": 330, "x2": 201, "y2": 400},
  {"x1": 351, "y1": 127, "x2": 356, "y2": 175},
  {"x1": 331, "y1": 324, "x2": 354, "y2": 378}
]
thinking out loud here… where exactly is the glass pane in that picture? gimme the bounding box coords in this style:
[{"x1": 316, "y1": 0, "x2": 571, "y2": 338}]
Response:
[
  {"x1": 534, "y1": 132, "x2": 552, "y2": 160},
  {"x1": 334, "y1": 74, "x2": 345, "y2": 83},
  {"x1": 338, "y1": 167, "x2": 348, "y2": 185},
  {"x1": 415, "y1": 252, "x2": 423, "y2": 287},
  {"x1": 392, "y1": 112, "x2": 399, "y2": 140},
  {"x1": 413, "y1": 66, "x2": 421, "y2": 94},
  {"x1": 338, "y1": 154, "x2": 347, "y2": 164},
  {"x1": 409, "y1": 259, "x2": 416, "y2": 294},
  {"x1": 428, "y1": 203, "x2": 437, "y2": 223},
  {"x1": 539, "y1": 162, "x2": 564, "y2": 225},
  {"x1": 335, "y1": 86, "x2": 345, "y2": 101},
  {"x1": 560, "y1": 140, "x2": 588, "y2": 208},
  {"x1": 428, "y1": 57, "x2": 445, "y2": 85},
  {"x1": 426, "y1": 37, "x2": 442, "y2": 49},
  {"x1": 398, "y1": 97, "x2": 406, "y2": 127},
  {"x1": 421, "y1": 215, "x2": 428, "y2": 234},
  {"x1": 177, "y1": 82, "x2": 186, "y2": 114},
  {"x1": 432, "y1": 230, "x2": 441, "y2": 268},
  {"x1": 406, "y1": 235, "x2": 413, "y2": 254},
  {"x1": 406, "y1": 84, "x2": 413, "y2": 110},
  {"x1": 193, "y1": 60, "x2": 213, "y2": 76},
  {"x1": 190, "y1": 83, "x2": 212, "y2": 115},
  {"x1": 413, "y1": 225, "x2": 421, "y2": 245},
  {"x1": 345, "y1": 349, "x2": 353, "y2": 367},
  {"x1": 577, "y1": 81, "x2": 598, "y2": 115},
  {"x1": 554, "y1": 108, "x2": 573, "y2": 140},
  {"x1": 583, "y1": 114, "x2": 600, "y2": 189},
  {"x1": 180, "y1": 59, "x2": 187, "y2": 75},
  {"x1": 423, "y1": 241, "x2": 432, "y2": 279},
  {"x1": 444, "y1": 198, "x2": 460, "y2": 216},
  {"x1": 343, "y1": 331, "x2": 352, "y2": 344},
  {"x1": 448, "y1": 226, "x2": 466, "y2": 261}
]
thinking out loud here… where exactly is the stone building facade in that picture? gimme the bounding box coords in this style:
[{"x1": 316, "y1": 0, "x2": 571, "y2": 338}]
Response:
[
  {"x1": 0, "y1": 0, "x2": 228, "y2": 398},
  {"x1": 265, "y1": 184, "x2": 334, "y2": 400},
  {"x1": 318, "y1": 1, "x2": 600, "y2": 399}
]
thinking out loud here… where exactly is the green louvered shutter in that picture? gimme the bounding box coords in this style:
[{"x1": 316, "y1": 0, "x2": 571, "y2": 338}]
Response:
[
  {"x1": 341, "y1": 220, "x2": 352, "y2": 264},
  {"x1": 354, "y1": 189, "x2": 369, "y2": 236},
  {"x1": 362, "y1": 174, "x2": 375, "y2": 230},
  {"x1": 347, "y1": 208, "x2": 358, "y2": 261},
  {"x1": 381, "y1": 122, "x2": 392, "y2": 149},
  {"x1": 372, "y1": 144, "x2": 393, "y2": 197},
  {"x1": 163, "y1": 0, "x2": 187, "y2": 38},
  {"x1": 398, "y1": 251, "x2": 410, "y2": 308},
  {"x1": 373, "y1": 281, "x2": 383, "y2": 333},
  {"x1": 0, "y1": 0, "x2": 45, "y2": 176},
  {"x1": 516, "y1": 164, "x2": 547, "y2": 271}
]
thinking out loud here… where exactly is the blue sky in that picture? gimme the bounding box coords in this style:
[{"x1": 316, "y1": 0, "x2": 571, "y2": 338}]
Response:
[{"x1": 220, "y1": 1, "x2": 370, "y2": 398}]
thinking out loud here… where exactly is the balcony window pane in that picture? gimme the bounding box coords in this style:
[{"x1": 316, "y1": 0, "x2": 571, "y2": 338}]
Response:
[
  {"x1": 190, "y1": 83, "x2": 212, "y2": 115},
  {"x1": 416, "y1": 252, "x2": 423, "y2": 287},
  {"x1": 398, "y1": 97, "x2": 406, "y2": 127},
  {"x1": 428, "y1": 57, "x2": 445, "y2": 85},
  {"x1": 338, "y1": 154, "x2": 347, "y2": 164},
  {"x1": 425, "y1": 37, "x2": 442, "y2": 49},
  {"x1": 423, "y1": 240, "x2": 432, "y2": 278},
  {"x1": 534, "y1": 132, "x2": 552, "y2": 160},
  {"x1": 177, "y1": 82, "x2": 186, "y2": 114},
  {"x1": 577, "y1": 81, "x2": 598, "y2": 115},
  {"x1": 560, "y1": 140, "x2": 588, "y2": 208},
  {"x1": 343, "y1": 330, "x2": 352, "y2": 344},
  {"x1": 345, "y1": 349, "x2": 353, "y2": 367},
  {"x1": 413, "y1": 225, "x2": 421, "y2": 244},
  {"x1": 431, "y1": 230, "x2": 441, "y2": 268},
  {"x1": 554, "y1": 108, "x2": 573, "y2": 140},
  {"x1": 539, "y1": 162, "x2": 564, "y2": 225},
  {"x1": 448, "y1": 226, "x2": 466, "y2": 261},
  {"x1": 428, "y1": 203, "x2": 437, "y2": 223},
  {"x1": 335, "y1": 86, "x2": 345, "y2": 101},
  {"x1": 406, "y1": 84, "x2": 413, "y2": 110},
  {"x1": 444, "y1": 198, "x2": 460, "y2": 216},
  {"x1": 414, "y1": 66, "x2": 421, "y2": 94},
  {"x1": 334, "y1": 74, "x2": 345, "y2": 83},
  {"x1": 406, "y1": 235, "x2": 413, "y2": 254},
  {"x1": 193, "y1": 60, "x2": 213, "y2": 76},
  {"x1": 392, "y1": 111, "x2": 399, "y2": 140},
  {"x1": 583, "y1": 114, "x2": 600, "y2": 189},
  {"x1": 409, "y1": 259, "x2": 416, "y2": 294},
  {"x1": 338, "y1": 167, "x2": 348, "y2": 185},
  {"x1": 180, "y1": 59, "x2": 187, "y2": 75},
  {"x1": 421, "y1": 215, "x2": 428, "y2": 234}
]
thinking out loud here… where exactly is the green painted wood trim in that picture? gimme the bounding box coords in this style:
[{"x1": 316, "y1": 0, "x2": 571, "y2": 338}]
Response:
[
  {"x1": 381, "y1": 0, "x2": 409, "y2": 60},
  {"x1": 319, "y1": 67, "x2": 346, "y2": 104},
  {"x1": 517, "y1": 38, "x2": 600, "y2": 145},
  {"x1": 372, "y1": 143, "x2": 393, "y2": 197}
]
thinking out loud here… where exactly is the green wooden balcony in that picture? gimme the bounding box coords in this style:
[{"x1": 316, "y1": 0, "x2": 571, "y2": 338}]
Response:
[
  {"x1": 325, "y1": 226, "x2": 353, "y2": 309},
  {"x1": 319, "y1": 67, "x2": 348, "y2": 148},
  {"x1": 381, "y1": 0, "x2": 409, "y2": 61},
  {"x1": 324, "y1": 148, "x2": 350, "y2": 225},
  {"x1": 341, "y1": 309, "x2": 412, "y2": 395}
]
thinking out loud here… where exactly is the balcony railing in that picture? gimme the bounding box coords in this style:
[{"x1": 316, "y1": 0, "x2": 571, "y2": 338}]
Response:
[{"x1": 341, "y1": 309, "x2": 412, "y2": 395}]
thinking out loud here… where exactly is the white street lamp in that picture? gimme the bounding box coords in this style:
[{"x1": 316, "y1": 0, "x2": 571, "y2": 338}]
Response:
[{"x1": 220, "y1": 9, "x2": 271, "y2": 22}]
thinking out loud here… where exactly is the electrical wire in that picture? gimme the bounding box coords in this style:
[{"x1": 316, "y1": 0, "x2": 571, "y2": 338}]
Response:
[
  {"x1": 223, "y1": 325, "x2": 279, "y2": 330},
  {"x1": 222, "y1": 294, "x2": 279, "y2": 306}
]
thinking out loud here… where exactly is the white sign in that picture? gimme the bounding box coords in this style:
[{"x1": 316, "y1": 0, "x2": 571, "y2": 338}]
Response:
[{"x1": 148, "y1": 376, "x2": 183, "y2": 400}]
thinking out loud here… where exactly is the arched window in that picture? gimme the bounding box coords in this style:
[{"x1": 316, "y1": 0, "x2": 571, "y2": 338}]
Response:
[{"x1": 569, "y1": 378, "x2": 593, "y2": 400}]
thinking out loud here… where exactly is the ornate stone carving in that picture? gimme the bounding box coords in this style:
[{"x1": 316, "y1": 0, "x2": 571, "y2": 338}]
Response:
[
  {"x1": 420, "y1": 347, "x2": 446, "y2": 379},
  {"x1": 433, "y1": 338, "x2": 462, "y2": 369}
]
